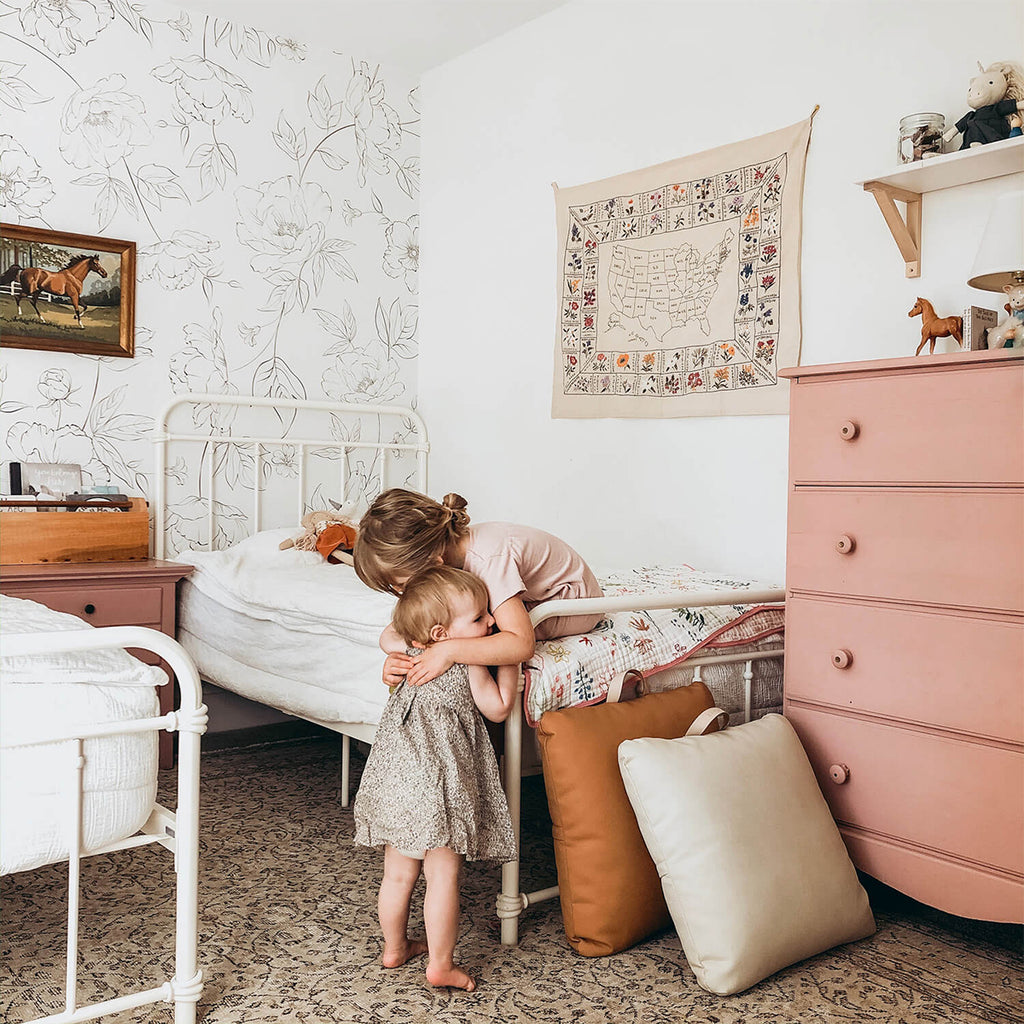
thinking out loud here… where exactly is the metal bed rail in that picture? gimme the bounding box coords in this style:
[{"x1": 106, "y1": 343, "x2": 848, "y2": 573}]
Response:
[
  {"x1": 1, "y1": 628, "x2": 207, "y2": 1024},
  {"x1": 153, "y1": 393, "x2": 429, "y2": 558}
]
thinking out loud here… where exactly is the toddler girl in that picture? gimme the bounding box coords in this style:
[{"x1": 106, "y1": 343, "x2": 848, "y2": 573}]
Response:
[
  {"x1": 353, "y1": 489, "x2": 603, "y2": 687},
  {"x1": 353, "y1": 565, "x2": 518, "y2": 992}
]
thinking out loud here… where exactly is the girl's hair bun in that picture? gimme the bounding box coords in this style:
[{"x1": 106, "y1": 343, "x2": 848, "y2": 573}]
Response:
[{"x1": 441, "y1": 492, "x2": 470, "y2": 529}]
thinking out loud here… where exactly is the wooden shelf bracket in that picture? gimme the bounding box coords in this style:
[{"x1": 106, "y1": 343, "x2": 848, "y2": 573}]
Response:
[{"x1": 863, "y1": 181, "x2": 922, "y2": 278}]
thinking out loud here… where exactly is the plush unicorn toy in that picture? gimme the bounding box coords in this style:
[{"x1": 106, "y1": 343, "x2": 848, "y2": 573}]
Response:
[{"x1": 943, "y1": 61, "x2": 1024, "y2": 149}]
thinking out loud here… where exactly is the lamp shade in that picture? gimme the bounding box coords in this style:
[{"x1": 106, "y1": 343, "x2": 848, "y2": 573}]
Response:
[{"x1": 968, "y1": 189, "x2": 1024, "y2": 291}]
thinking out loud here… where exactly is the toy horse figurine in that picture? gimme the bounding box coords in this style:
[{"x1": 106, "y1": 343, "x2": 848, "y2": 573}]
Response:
[{"x1": 908, "y1": 297, "x2": 964, "y2": 355}]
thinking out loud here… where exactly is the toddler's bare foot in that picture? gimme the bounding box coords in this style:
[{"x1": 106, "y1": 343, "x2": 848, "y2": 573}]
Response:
[
  {"x1": 426, "y1": 962, "x2": 476, "y2": 991},
  {"x1": 381, "y1": 938, "x2": 428, "y2": 967}
]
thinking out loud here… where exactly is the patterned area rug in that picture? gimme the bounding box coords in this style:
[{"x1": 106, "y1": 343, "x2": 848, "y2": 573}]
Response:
[{"x1": 2, "y1": 738, "x2": 1021, "y2": 1023}]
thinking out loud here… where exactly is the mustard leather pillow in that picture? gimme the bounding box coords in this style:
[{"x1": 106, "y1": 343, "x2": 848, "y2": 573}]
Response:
[{"x1": 536, "y1": 682, "x2": 718, "y2": 956}]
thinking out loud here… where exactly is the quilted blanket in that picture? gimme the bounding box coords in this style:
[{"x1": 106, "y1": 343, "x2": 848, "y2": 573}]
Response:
[{"x1": 523, "y1": 566, "x2": 784, "y2": 725}]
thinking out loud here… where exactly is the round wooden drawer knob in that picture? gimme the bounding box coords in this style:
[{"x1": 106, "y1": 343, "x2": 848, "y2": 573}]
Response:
[
  {"x1": 829, "y1": 763, "x2": 850, "y2": 785},
  {"x1": 831, "y1": 649, "x2": 853, "y2": 669},
  {"x1": 839, "y1": 420, "x2": 859, "y2": 441},
  {"x1": 84, "y1": 603, "x2": 96, "y2": 615},
  {"x1": 835, "y1": 534, "x2": 856, "y2": 555}
]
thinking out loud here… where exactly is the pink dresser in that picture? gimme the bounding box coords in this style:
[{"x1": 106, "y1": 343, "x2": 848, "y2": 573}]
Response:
[{"x1": 780, "y1": 349, "x2": 1024, "y2": 923}]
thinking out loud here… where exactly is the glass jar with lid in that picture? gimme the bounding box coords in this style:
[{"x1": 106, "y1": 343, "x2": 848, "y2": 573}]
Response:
[{"x1": 898, "y1": 112, "x2": 945, "y2": 163}]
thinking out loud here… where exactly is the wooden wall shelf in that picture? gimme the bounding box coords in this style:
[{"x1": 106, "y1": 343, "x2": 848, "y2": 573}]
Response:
[{"x1": 855, "y1": 136, "x2": 1024, "y2": 278}]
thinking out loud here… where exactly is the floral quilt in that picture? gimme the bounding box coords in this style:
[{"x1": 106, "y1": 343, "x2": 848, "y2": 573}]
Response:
[{"x1": 523, "y1": 566, "x2": 785, "y2": 725}]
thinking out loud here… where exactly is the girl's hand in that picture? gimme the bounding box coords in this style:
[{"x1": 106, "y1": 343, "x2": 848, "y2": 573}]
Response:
[
  {"x1": 382, "y1": 652, "x2": 414, "y2": 687},
  {"x1": 405, "y1": 642, "x2": 455, "y2": 687}
]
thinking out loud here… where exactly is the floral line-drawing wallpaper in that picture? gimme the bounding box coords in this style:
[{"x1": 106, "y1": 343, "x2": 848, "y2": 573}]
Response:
[{"x1": 0, "y1": 0, "x2": 419, "y2": 550}]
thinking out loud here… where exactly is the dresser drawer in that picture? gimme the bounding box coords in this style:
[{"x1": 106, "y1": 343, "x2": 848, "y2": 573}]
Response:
[
  {"x1": 14, "y1": 585, "x2": 164, "y2": 627},
  {"x1": 788, "y1": 363, "x2": 1024, "y2": 485},
  {"x1": 785, "y1": 596, "x2": 1024, "y2": 744},
  {"x1": 787, "y1": 706, "x2": 1024, "y2": 874},
  {"x1": 787, "y1": 488, "x2": 1024, "y2": 611}
]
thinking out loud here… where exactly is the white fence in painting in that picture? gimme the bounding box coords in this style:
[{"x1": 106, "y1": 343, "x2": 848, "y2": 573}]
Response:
[{"x1": 1, "y1": 283, "x2": 69, "y2": 303}]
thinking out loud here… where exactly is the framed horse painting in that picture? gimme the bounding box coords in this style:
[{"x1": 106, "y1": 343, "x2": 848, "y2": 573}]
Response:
[{"x1": 0, "y1": 224, "x2": 136, "y2": 357}]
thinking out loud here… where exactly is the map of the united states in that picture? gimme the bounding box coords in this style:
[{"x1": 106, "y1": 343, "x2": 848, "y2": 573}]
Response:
[{"x1": 606, "y1": 229, "x2": 735, "y2": 339}]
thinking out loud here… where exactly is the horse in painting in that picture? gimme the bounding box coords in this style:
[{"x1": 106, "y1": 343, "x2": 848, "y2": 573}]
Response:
[
  {"x1": 17, "y1": 254, "x2": 107, "y2": 329},
  {"x1": 0, "y1": 263, "x2": 22, "y2": 288}
]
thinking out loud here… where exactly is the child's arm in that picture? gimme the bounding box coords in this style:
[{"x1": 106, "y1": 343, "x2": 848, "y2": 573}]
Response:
[
  {"x1": 404, "y1": 596, "x2": 536, "y2": 687},
  {"x1": 379, "y1": 623, "x2": 416, "y2": 686},
  {"x1": 467, "y1": 663, "x2": 518, "y2": 723},
  {"x1": 379, "y1": 622, "x2": 405, "y2": 654}
]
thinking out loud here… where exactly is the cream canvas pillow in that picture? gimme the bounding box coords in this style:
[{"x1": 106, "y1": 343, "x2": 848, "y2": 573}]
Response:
[{"x1": 618, "y1": 713, "x2": 875, "y2": 995}]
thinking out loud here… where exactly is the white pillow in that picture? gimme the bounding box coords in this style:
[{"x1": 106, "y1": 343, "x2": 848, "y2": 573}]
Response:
[{"x1": 618, "y1": 713, "x2": 875, "y2": 995}]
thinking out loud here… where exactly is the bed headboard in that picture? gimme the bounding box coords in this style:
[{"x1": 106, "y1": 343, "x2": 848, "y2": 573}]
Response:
[{"x1": 154, "y1": 393, "x2": 428, "y2": 559}]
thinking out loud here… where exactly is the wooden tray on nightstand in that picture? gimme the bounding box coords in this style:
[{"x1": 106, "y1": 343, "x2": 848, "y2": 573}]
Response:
[{"x1": 0, "y1": 497, "x2": 150, "y2": 563}]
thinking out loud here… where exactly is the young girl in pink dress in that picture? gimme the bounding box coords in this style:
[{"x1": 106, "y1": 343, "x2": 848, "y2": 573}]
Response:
[{"x1": 353, "y1": 489, "x2": 604, "y2": 687}]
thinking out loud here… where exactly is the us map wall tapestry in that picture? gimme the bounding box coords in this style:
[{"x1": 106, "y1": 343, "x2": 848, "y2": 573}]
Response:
[{"x1": 552, "y1": 113, "x2": 816, "y2": 418}]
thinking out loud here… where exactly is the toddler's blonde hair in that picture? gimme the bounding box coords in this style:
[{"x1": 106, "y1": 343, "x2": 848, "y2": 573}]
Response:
[
  {"x1": 354, "y1": 488, "x2": 471, "y2": 595},
  {"x1": 392, "y1": 565, "x2": 488, "y2": 647}
]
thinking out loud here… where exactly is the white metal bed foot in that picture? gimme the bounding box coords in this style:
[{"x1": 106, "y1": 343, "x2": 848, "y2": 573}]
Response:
[
  {"x1": 166, "y1": 970, "x2": 203, "y2": 1024},
  {"x1": 497, "y1": 885, "x2": 561, "y2": 944},
  {"x1": 341, "y1": 733, "x2": 351, "y2": 808},
  {"x1": 500, "y1": 673, "x2": 526, "y2": 944},
  {"x1": 496, "y1": 891, "x2": 527, "y2": 946}
]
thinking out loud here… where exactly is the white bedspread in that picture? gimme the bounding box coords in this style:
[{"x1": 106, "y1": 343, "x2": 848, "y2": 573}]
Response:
[
  {"x1": 176, "y1": 529, "x2": 396, "y2": 724},
  {"x1": 179, "y1": 528, "x2": 396, "y2": 643},
  {"x1": 0, "y1": 596, "x2": 160, "y2": 875},
  {"x1": 2, "y1": 594, "x2": 166, "y2": 688}
]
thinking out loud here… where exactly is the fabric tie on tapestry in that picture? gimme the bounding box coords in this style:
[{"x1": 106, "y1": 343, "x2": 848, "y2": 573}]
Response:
[{"x1": 552, "y1": 110, "x2": 817, "y2": 418}]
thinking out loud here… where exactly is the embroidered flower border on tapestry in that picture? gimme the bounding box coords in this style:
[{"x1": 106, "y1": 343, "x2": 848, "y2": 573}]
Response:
[{"x1": 551, "y1": 113, "x2": 816, "y2": 418}]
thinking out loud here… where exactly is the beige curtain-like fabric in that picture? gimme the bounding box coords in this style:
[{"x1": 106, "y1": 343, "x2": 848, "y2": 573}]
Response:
[{"x1": 552, "y1": 112, "x2": 816, "y2": 418}]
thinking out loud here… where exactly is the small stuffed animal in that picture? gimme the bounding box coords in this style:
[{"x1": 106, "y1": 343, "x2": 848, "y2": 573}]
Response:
[
  {"x1": 986, "y1": 282, "x2": 1024, "y2": 349},
  {"x1": 943, "y1": 61, "x2": 1024, "y2": 149},
  {"x1": 280, "y1": 503, "x2": 359, "y2": 564}
]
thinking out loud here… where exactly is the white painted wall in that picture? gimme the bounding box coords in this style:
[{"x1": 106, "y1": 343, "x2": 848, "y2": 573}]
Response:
[{"x1": 418, "y1": 0, "x2": 1023, "y2": 583}]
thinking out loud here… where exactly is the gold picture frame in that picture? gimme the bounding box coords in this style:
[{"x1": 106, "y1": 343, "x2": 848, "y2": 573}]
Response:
[{"x1": 0, "y1": 223, "x2": 136, "y2": 357}]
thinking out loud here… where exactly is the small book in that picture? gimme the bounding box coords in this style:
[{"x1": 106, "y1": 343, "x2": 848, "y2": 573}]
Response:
[{"x1": 963, "y1": 305, "x2": 998, "y2": 350}]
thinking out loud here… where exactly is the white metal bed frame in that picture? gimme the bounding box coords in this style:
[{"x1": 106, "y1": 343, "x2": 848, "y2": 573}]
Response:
[
  {"x1": 154, "y1": 393, "x2": 784, "y2": 947},
  {"x1": 154, "y1": 393, "x2": 430, "y2": 802},
  {"x1": 1, "y1": 627, "x2": 207, "y2": 1024}
]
